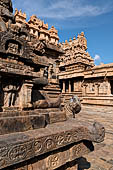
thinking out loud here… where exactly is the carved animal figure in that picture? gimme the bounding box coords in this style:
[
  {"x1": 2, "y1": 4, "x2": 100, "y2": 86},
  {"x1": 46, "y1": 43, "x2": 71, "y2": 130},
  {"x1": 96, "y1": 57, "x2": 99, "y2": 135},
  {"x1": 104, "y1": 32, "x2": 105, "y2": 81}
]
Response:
[
  {"x1": 64, "y1": 95, "x2": 81, "y2": 118},
  {"x1": 33, "y1": 91, "x2": 62, "y2": 109},
  {"x1": 88, "y1": 122, "x2": 105, "y2": 143},
  {"x1": 33, "y1": 77, "x2": 48, "y2": 86}
]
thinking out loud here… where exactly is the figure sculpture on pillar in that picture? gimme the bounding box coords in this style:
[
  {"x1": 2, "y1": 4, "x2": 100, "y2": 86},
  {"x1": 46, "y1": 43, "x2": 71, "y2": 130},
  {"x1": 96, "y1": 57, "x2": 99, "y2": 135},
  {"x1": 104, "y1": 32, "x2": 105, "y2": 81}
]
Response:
[{"x1": 3, "y1": 84, "x2": 19, "y2": 107}]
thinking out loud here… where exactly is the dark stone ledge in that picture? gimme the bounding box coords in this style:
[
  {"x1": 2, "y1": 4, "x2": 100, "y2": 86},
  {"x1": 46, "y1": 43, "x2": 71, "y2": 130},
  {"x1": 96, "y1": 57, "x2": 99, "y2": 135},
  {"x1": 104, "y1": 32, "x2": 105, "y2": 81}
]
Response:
[{"x1": 0, "y1": 119, "x2": 105, "y2": 169}]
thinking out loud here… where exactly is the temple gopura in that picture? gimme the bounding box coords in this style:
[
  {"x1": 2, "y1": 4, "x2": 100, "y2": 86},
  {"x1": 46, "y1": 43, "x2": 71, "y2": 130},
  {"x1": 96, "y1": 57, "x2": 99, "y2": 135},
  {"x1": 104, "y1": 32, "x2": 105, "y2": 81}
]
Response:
[
  {"x1": 58, "y1": 33, "x2": 113, "y2": 107},
  {"x1": 0, "y1": 1, "x2": 105, "y2": 170}
]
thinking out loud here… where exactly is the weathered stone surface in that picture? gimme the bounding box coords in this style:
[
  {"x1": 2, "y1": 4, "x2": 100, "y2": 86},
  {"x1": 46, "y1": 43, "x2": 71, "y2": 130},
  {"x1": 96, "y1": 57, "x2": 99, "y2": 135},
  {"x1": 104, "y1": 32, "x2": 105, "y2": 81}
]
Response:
[
  {"x1": 0, "y1": 115, "x2": 46, "y2": 135},
  {"x1": 4, "y1": 141, "x2": 91, "y2": 170},
  {"x1": 0, "y1": 119, "x2": 105, "y2": 169},
  {"x1": 44, "y1": 111, "x2": 67, "y2": 124},
  {"x1": 0, "y1": 0, "x2": 14, "y2": 31}
]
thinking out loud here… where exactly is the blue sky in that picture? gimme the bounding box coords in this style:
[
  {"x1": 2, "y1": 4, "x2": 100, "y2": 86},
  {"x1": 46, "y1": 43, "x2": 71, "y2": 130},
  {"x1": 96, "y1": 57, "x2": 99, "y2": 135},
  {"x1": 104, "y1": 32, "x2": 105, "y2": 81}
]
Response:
[{"x1": 12, "y1": 0, "x2": 113, "y2": 65}]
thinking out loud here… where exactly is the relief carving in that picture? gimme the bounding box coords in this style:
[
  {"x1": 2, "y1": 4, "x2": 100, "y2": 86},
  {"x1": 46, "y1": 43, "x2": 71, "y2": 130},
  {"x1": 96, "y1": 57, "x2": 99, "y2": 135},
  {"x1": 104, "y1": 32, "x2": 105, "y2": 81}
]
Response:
[
  {"x1": 45, "y1": 138, "x2": 55, "y2": 150},
  {"x1": 0, "y1": 157, "x2": 5, "y2": 167},
  {"x1": 73, "y1": 144, "x2": 82, "y2": 156},
  {"x1": 0, "y1": 146, "x2": 8, "y2": 157},
  {"x1": 65, "y1": 133, "x2": 73, "y2": 143},
  {"x1": 34, "y1": 140, "x2": 43, "y2": 153},
  {"x1": 3, "y1": 83, "x2": 20, "y2": 107},
  {"x1": 8, "y1": 144, "x2": 27, "y2": 161},
  {"x1": 56, "y1": 135, "x2": 64, "y2": 146},
  {"x1": 7, "y1": 42, "x2": 20, "y2": 54},
  {"x1": 48, "y1": 155, "x2": 59, "y2": 169}
]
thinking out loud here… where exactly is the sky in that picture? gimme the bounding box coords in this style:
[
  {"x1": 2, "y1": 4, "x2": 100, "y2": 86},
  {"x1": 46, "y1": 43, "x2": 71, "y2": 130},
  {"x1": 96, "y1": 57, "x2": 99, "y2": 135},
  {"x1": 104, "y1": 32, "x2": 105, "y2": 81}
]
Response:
[{"x1": 12, "y1": 0, "x2": 113, "y2": 65}]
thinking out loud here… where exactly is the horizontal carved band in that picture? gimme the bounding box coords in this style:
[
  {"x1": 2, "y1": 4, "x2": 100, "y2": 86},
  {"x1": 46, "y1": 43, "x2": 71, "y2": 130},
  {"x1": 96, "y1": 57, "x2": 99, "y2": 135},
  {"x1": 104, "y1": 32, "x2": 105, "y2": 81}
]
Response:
[{"x1": 0, "y1": 120, "x2": 105, "y2": 169}]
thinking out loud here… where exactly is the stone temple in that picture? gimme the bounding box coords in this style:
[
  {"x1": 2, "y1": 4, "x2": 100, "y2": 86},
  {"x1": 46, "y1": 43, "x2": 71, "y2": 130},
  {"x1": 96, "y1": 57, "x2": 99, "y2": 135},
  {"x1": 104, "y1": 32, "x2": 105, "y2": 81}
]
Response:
[{"x1": 1, "y1": 0, "x2": 113, "y2": 169}]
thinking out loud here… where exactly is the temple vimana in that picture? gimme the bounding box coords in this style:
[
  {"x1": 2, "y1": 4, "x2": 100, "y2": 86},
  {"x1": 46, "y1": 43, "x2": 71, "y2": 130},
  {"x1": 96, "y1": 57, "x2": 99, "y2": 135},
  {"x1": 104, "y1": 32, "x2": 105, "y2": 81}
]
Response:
[{"x1": 1, "y1": 0, "x2": 113, "y2": 170}]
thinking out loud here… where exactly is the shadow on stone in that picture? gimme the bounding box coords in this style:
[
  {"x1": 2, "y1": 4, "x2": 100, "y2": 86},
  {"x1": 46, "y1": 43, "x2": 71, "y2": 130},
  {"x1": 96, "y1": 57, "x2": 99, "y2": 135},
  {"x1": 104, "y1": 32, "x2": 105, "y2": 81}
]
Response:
[{"x1": 78, "y1": 157, "x2": 91, "y2": 170}]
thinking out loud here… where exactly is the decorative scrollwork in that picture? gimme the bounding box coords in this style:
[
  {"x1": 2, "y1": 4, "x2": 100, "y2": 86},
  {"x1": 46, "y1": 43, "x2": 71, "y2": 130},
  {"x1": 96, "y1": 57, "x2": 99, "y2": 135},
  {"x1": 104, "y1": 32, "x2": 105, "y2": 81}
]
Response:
[
  {"x1": 45, "y1": 138, "x2": 55, "y2": 150},
  {"x1": 8, "y1": 144, "x2": 27, "y2": 161},
  {"x1": 34, "y1": 140, "x2": 43, "y2": 153},
  {"x1": 0, "y1": 157, "x2": 5, "y2": 167},
  {"x1": 48, "y1": 155, "x2": 59, "y2": 169},
  {"x1": 56, "y1": 135, "x2": 64, "y2": 146},
  {"x1": 0, "y1": 146, "x2": 8, "y2": 157}
]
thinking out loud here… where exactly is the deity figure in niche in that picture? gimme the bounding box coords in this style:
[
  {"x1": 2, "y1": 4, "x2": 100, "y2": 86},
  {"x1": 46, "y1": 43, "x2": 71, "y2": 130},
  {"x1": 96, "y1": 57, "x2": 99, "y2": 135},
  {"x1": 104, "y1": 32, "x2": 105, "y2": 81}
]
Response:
[{"x1": 3, "y1": 84, "x2": 20, "y2": 107}]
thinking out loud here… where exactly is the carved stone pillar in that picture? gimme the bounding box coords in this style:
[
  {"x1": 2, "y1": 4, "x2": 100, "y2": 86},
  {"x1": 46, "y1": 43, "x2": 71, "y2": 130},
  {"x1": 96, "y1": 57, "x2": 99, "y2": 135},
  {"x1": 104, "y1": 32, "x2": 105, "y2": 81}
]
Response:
[
  {"x1": 107, "y1": 80, "x2": 111, "y2": 95},
  {"x1": 62, "y1": 80, "x2": 65, "y2": 93},
  {"x1": 20, "y1": 81, "x2": 33, "y2": 109},
  {"x1": 82, "y1": 84, "x2": 87, "y2": 96},
  {"x1": 69, "y1": 80, "x2": 71, "y2": 93},
  {"x1": 95, "y1": 84, "x2": 100, "y2": 96},
  {"x1": 74, "y1": 81, "x2": 76, "y2": 92}
]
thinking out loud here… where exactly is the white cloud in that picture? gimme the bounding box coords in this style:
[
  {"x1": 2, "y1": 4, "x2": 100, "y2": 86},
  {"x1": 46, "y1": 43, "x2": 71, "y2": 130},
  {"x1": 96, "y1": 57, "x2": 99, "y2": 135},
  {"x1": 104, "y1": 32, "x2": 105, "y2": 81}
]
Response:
[
  {"x1": 94, "y1": 54, "x2": 101, "y2": 61},
  {"x1": 94, "y1": 54, "x2": 102, "y2": 65},
  {"x1": 12, "y1": 0, "x2": 113, "y2": 20}
]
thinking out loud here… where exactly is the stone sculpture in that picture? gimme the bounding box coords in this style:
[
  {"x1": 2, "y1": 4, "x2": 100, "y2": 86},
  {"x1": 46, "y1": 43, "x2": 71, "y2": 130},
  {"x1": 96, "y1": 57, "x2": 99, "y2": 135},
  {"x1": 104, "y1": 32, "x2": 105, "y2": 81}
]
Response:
[
  {"x1": 64, "y1": 95, "x2": 81, "y2": 118},
  {"x1": 33, "y1": 91, "x2": 62, "y2": 109},
  {"x1": 0, "y1": 0, "x2": 14, "y2": 31}
]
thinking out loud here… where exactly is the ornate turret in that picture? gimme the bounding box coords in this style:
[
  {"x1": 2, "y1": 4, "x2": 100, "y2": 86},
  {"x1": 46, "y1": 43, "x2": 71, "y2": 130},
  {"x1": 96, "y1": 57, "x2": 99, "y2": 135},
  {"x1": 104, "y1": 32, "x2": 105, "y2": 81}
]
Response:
[
  {"x1": 69, "y1": 37, "x2": 72, "y2": 45},
  {"x1": 15, "y1": 9, "x2": 27, "y2": 27},
  {"x1": 39, "y1": 21, "x2": 49, "y2": 41},
  {"x1": 59, "y1": 32, "x2": 94, "y2": 68},
  {"x1": 77, "y1": 31, "x2": 87, "y2": 50},
  {"x1": 28, "y1": 15, "x2": 41, "y2": 37},
  {"x1": 49, "y1": 26, "x2": 59, "y2": 45}
]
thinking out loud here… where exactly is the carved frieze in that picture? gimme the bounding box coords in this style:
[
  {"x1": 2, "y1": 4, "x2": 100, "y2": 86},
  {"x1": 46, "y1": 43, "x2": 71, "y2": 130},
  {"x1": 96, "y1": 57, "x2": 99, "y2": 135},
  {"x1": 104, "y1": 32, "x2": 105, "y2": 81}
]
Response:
[
  {"x1": 0, "y1": 121, "x2": 105, "y2": 169},
  {"x1": 0, "y1": 60, "x2": 39, "y2": 77},
  {"x1": 0, "y1": 30, "x2": 47, "y2": 64}
]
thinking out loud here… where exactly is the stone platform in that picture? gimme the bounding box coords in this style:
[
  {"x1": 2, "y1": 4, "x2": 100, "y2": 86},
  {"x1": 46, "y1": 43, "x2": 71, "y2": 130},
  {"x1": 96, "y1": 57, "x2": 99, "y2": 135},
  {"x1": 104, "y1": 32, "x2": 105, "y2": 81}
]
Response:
[
  {"x1": 0, "y1": 117, "x2": 104, "y2": 170},
  {"x1": 76, "y1": 105, "x2": 113, "y2": 170}
]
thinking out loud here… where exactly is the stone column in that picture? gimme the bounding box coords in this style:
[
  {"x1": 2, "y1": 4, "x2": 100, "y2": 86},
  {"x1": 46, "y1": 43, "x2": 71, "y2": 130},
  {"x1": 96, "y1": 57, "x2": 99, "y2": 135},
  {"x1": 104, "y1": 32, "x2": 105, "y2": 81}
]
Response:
[
  {"x1": 107, "y1": 80, "x2": 111, "y2": 95},
  {"x1": 95, "y1": 83, "x2": 100, "y2": 96},
  {"x1": 69, "y1": 80, "x2": 71, "y2": 93},
  {"x1": 82, "y1": 84, "x2": 87, "y2": 96},
  {"x1": 74, "y1": 81, "x2": 76, "y2": 92},
  {"x1": 62, "y1": 80, "x2": 65, "y2": 93},
  {"x1": 20, "y1": 81, "x2": 33, "y2": 109}
]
